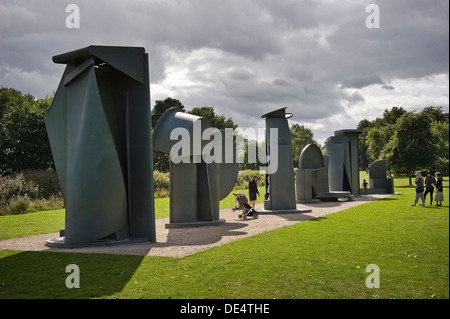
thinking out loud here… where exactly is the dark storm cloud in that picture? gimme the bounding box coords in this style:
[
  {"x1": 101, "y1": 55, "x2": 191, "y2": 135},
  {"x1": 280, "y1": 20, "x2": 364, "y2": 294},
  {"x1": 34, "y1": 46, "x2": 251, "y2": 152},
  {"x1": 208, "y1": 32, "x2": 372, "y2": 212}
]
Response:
[{"x1": 0, "y1": 0, "x2": 448, "y2": 142}]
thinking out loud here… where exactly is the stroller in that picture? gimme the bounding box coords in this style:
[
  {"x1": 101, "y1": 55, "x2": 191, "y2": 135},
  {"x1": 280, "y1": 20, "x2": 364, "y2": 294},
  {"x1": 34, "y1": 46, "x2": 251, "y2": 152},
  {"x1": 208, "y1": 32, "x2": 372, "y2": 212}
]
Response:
[{"x1": 231, "y1": 193, "x2": 259, "y2": 220}]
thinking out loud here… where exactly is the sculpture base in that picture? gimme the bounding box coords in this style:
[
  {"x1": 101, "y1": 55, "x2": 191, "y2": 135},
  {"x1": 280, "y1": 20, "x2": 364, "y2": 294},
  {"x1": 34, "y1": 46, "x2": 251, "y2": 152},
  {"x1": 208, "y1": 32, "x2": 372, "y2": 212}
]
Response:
[
  {"x1": 165, "y1": 218, "x2": 226, "y2": 229},
  {"x1": 257, "y1": 208, "x2": 312, "y2": 214},
  {"x1": 316, "y1": 191, "x2": 353, "y2": 201},
  {"x1": 45, "y1": 236, "x2": 151, "y2": 249},
  {"x1": 296, "y1": 199, "x2": 321, "y2": 204}
]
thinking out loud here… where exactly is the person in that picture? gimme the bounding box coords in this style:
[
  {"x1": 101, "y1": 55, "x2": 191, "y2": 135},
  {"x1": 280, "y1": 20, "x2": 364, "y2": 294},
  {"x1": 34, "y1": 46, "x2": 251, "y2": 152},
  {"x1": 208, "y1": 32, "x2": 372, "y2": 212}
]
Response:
[
  {"x1": 362, "y1": 179, "x2": 368, "y2": 196},
  {"x1": 411, "y1": 171, "x2": 425, "y2": 207},
  {"x1": 424, "y1": 171, "x2": 436, "y2": 206},
  {"x1": 248, "y1": 175, "x2": 260, "y2": 208},
  {"x1": 265, "y1": 176, "x2": 270, "y2": 200},
  {"x1": 434, "y1": 172, "x2": 444, "y2": 207}
]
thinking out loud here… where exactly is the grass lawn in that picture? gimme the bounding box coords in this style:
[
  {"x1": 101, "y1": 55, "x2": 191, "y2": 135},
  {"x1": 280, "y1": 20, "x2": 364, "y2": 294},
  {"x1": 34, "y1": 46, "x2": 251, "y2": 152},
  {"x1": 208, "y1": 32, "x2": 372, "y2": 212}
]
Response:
[{"x1": 0, "y1": 178, "x2": 448, "y2": 299}]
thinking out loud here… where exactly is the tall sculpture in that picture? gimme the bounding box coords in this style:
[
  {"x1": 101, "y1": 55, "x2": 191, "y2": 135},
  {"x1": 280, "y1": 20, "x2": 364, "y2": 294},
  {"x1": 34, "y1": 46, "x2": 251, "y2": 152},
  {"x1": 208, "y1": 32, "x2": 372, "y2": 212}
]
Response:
[
  {"x1": 369, "y1": 160, "x2": 395, "y2": 194},
  {"x1": 326, "y1": 129, "x2": 362, "y2": 196},
  {"x1": 152, "y1": 107, "x2": 239, "y2": 227},
  {"x1": 45, "y1": 46, "x2": 155, "y2": 247},
  {"x1": 261, "y1": 108, "x2": 310, "y2": 213}
]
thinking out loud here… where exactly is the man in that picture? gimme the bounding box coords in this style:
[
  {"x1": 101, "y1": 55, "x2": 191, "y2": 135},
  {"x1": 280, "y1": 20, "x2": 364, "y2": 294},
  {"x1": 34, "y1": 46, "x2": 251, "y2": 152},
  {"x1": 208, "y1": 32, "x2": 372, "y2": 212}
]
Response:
[
  {"x1": 424, "y1": 171, "x2": 436, "y2": 206},
  {"x1": 411, "y1": 171, "x2": 425, "y2": 207},
  {"x1": 248, "y1": 175, "x2": 260, "y2": 208}
]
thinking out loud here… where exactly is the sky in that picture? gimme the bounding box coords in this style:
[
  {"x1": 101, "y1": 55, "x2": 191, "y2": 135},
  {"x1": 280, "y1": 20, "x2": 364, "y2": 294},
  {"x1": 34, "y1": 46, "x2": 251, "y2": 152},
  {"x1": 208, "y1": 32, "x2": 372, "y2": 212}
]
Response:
[{"x1": 0, "y1": 0, "x2": 448, "y2": 145}]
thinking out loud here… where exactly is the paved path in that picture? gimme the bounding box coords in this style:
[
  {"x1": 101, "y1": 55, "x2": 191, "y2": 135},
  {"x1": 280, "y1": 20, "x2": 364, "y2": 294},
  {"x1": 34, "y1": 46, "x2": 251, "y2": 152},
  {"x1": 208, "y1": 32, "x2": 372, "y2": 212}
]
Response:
[{"x1": 0, "y1": 194, "x2": 391, "y2": 258}]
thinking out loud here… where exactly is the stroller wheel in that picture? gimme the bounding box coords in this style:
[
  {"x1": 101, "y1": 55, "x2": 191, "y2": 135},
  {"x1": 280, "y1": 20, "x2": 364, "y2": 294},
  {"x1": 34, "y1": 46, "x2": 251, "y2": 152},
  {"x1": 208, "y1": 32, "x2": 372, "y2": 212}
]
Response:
[
  {"x1": 243, "y1": 213, "x2": 248, "y2": 220},
  {"x1": 253, "y1": 211, "x2": 258, "y2": 219},
  {"x1": 238, "y1": 213, "x2": 243, "y2": 219}
]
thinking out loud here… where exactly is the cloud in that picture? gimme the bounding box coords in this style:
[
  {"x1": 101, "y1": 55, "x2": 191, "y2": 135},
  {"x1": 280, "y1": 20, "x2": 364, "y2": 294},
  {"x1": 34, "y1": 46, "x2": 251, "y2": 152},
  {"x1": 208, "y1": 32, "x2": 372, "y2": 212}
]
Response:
[
  {"x1": 0, "y1": 0, "x2": 448, "y2": 144},
  {"x1": 381, "y1": 81, "x2": 395, "y2": 90}
]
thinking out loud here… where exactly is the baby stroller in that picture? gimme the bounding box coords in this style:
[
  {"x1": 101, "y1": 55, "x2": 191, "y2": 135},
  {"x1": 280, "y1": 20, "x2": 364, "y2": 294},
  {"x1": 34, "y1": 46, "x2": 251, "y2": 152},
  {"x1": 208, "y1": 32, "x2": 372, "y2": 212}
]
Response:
[{"x1": 231, "y1": 193, "x2": 258, "y2": 220}]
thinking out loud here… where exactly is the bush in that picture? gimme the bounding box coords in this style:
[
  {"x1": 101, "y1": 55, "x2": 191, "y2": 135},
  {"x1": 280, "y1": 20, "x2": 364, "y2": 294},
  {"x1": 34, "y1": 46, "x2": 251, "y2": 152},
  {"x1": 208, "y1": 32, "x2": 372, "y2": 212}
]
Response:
[
  {"x1": 5, "y1": 195, "x2": 31, "y2": 215},
  {"x1": 154, "y1": 170, "x2": 170, "y2": 199},
  {"x1": 0, "y1": 173, "x2": 39, "y2": 205},
  {"x1": 21, "y1": 169, "x2": 61, "y2": 199},
  {"x1": 0, "y1": 170, "x2": 63, "y2": 215},
  {"x1": 234, "y1": 170, "x2": 266, "y2": 189}
]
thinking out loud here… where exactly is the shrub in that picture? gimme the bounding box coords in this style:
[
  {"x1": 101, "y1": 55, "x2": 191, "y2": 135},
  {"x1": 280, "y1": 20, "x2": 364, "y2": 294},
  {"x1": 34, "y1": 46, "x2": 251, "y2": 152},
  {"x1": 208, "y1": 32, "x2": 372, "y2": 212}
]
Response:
[
  {"x1": 234, "y1": 170, "x2": 266, "y2": 189},
  {"x1": 0, "y1": 170, "x2": 63, "y2": 215},
  {"x1": 6, "y1": 195, "x2": 31, "y2": 215},
  {"x1": 22, "y1": 169, "x2": 60, "y2": 199},
  {"x1": 153, "y1": 170, "x2": 170, "y2": 199},
  {"x1": 0, "y1": 173, "x2": 40, "y2": 206}
]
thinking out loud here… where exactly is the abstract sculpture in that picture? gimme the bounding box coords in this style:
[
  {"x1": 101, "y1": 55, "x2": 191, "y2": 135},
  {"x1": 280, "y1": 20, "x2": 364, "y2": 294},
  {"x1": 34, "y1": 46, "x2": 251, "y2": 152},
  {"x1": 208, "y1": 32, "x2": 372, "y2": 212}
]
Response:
[
  {"x1": 152, "y1": 107, "x2": 239, "y2": 227},
  {"x1": 45, "y1": 46, "x2": 156, "y2": 247},
  {"x1": 368, "y1": 160, "x2": 395, "y2": 194},
  {"x1": 260, "y1": 108, "x2": 310, "y2": 213},
  {"x1": 325, "y1": 129, "x2": 362, "y2": 197},
  {"x1": 296, "y1": 143, "x2": 329, "y2": 204}
]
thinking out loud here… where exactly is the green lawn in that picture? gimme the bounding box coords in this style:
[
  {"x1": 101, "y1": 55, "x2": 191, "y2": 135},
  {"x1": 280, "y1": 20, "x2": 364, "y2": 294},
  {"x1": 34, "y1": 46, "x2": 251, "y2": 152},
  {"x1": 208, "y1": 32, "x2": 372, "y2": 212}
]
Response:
[{"x1": 0, "y1": 178, "x2": 448, "y2": 299}]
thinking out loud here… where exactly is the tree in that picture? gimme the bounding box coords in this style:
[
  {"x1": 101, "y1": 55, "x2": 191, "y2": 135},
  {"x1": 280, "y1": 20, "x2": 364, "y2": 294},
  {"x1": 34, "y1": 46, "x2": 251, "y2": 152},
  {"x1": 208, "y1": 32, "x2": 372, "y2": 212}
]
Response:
[
  {"x1": 421, "y1": 106, "x2": 448, "y2": 123},
  {"x1": 0, "y1": 88, "x2": 54, "y2": 174},
  {"x1": 357, "y1": 119, "x2": 374, "y2": 170},
  {"x1": 366, "y1": 124, "x2": 395, "y2": 160},
  {"x1": 430, "y1": 120, "x2": 449, "y2": 175},
  {"x1": 290, "y1": 124, "x2": 317, "y2": 167},
  {"x1": 382, "y1": 106, "x2": 407, "y2": 124},
  {"x1": 188, "y1": 106, "x2": 237, "y2": 130},
  {"x1": 151, "y1": 97, "x2": 185, "y2": 127},
  {"x1": 383, "y1": 111, "x2": 439, "y2": 185}
]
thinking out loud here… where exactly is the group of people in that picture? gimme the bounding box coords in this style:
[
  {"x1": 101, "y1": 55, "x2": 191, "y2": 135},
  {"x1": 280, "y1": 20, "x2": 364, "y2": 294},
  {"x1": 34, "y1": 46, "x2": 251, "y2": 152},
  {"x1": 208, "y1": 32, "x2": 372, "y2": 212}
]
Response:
[
  {"x1": 412, "y1": 171, "x2": 444, "y2": 207},
  {"x1": 249, "y1": 170, "x2": 445, "y2": 208}
]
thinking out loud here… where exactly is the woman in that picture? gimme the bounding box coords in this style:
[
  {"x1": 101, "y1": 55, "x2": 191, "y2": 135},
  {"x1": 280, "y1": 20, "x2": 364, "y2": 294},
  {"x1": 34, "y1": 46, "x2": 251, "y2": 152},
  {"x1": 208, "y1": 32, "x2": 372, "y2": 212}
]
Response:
[
  {"x1": 434, "y1": 172, "x2": 444, "y2": 207},
  {"x1": 248, "y1": 175, "x2": 260, "y2": 208}
]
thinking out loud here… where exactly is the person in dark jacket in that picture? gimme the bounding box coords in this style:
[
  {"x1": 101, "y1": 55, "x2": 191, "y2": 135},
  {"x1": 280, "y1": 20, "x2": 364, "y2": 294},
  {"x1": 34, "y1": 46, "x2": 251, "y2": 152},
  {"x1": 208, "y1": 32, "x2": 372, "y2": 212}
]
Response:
[
  {"x1": 248, "y1": 175, "x2": 260, "y2": 208},
  {"x1": 434, "y1": 172, "x2": 444, "y2": 207},
  {"x1": 424, "y1": 171, "x2": 437, "y2": 206}
]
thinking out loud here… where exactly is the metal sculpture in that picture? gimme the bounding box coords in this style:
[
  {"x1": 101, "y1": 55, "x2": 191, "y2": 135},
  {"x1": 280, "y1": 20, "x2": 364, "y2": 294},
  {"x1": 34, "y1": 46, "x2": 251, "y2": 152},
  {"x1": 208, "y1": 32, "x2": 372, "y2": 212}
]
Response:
[
  {"x1": 152, "y1": 107, "x2": 239, "y2": 227},
  {"x1": 296, "y1": 143, "x2": 329, "y2": 203},
  {"x1": 326, "y1": 129, "x2": 362, "y2": 196},
  {"x1": 368, "y1": 160, "x2": 395, "y2": 194},
  {"x1": 45, "y1": 46, "x2": 155, "y2": 247},
  {"x1": 260, "y1": 108, "x2": 310, "y2": 214}
]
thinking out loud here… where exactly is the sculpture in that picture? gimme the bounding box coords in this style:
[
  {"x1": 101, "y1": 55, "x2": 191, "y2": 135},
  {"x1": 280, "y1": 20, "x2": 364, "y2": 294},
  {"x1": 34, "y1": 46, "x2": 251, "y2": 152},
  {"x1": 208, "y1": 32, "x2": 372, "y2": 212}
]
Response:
[
  {"x1": 260, "y1": 108, "x2": 311, "y2": 214},
  {"x1": 152, "y1": 107, "x2": 239, "y2": 227},
  {"x1": 325, "y1": 129, "x2": 362, "y2": 197},
  {"x1": 368, "y1": 160, "x2": 395, "y2": 194},
  {"x1": 45, "y1": 46, "x2": 156, "y2": 247},
  {"x1": 296, "y1": 144, "x2": 329, "y2": 204}
]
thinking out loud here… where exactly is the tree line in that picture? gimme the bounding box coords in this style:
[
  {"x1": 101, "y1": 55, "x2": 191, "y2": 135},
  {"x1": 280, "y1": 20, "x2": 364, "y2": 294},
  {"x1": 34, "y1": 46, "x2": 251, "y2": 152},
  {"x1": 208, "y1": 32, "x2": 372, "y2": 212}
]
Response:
[
  {"x1": 357, "y1": 106, "x2": 449, "y2": 183},
  {"x1": 151, "y1": 97, "x2": 318, "y2": 171},
  {"x1": 1, "y1": 87, "x2": 447, "y2": 181}
]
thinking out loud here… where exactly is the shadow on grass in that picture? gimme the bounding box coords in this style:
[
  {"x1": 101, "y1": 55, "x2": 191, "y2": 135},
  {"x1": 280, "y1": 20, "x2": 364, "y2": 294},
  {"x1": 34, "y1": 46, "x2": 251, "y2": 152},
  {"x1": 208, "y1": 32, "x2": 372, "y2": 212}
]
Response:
[
  {"x1": 307, "y1": 216, "x2": 328, "y2": 222},
  {"x1": 0, "y1": 250, "x2": 148, "y2": 299}
]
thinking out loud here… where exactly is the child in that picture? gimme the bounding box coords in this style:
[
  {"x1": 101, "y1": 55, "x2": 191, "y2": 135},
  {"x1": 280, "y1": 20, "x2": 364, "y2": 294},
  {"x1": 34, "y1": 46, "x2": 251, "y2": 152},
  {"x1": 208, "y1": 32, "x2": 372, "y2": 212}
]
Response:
[
  {"x1": 434, "y1": 172, "x2": 444, "y2": 207},
  {"x1": 362, "y1": 179, "x2": 368, "y2": 196}
]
